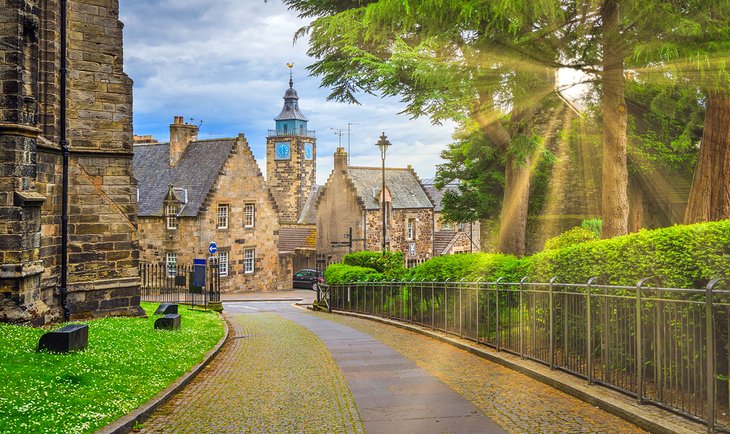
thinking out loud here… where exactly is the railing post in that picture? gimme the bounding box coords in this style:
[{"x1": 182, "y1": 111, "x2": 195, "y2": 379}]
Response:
[
  {"x1": 496, "y1": 277, "x2": 503, "y2": 352},
  {"x1": 444, "y1": 278, "x2": 450, "y2": 331},
  {"x1": 431, "y1": 279, "x2": 436, "y2": 330},
  {"x1": 586, "y1": 277, "x2": 598, "y2": 384},
  {"x1": 459, "y1": 278, "x2": 465, "y2": 338},
  {"x1": 520, "y1": 277, "x2": 528, "y2": 358},
  {"x1": 706, "y1": 278, "x2": 721, "y2": 433},
  {"x1": 549, "y1": 277, "x2": 556, "y2": 370},
  {"x1": 476, "y1": 278, "x2": 483, "y2": 343},
  {"x1": 636, "y1": 277, "x2": 652, "y2": 404}
]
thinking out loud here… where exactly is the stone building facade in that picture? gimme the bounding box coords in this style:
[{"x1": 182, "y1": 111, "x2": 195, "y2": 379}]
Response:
[
  {"x1": 0, "y1": 0, "x2": 142, "y2": 324},
  {"x1": 316, "y1": 148, "x2": 435, "y2": 263},
  {"x1": 134, "y1": 120, "x2": 291, "y2": 292}
]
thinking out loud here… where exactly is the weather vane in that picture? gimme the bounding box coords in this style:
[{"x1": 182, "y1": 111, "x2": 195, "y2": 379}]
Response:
[{"x1": 286, "y1": 62, "x2": 294, "y2": 88}]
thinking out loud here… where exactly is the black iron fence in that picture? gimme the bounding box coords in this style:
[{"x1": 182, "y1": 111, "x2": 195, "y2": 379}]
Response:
[
  {"x1": 324, "y1": 277, "x2": 730, "y2": 430},
  {"x1": 140, "y1": 260, "x2": 220, "y2": 308}
]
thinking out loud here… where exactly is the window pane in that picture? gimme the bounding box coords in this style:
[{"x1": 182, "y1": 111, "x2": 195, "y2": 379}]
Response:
[
  {"x1": 218, "y1": 204, "x2": 228, "y2": 229},
  {"x1": 244, "y1": 204, "x2": 255, "y2": 227},
  {"x1": 219, "y1": 251, "x2": 228, "y2": 277},
  {"x1": 166, "y1": 252, "x2": 177, "y2": 277},
  {"x1": 244, "y1": 249, "x2": 255, "y2": 274}
]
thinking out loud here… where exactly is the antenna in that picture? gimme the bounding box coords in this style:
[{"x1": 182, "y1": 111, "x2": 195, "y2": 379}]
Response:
[
  {"x1": 347, "y1": 123, "x2": 358, "y2": 165},
  {"x1": 331, "y1": 128, "x2": 345, "y2": 148}
]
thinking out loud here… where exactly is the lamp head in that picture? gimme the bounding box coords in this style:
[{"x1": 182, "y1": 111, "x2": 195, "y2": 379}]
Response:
[{"x1": 375, "y1": 132, "x2": 391, "y2": 160}]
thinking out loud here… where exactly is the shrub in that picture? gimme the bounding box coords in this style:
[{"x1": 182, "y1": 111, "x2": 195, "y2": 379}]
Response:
[
  {"x1": 407, "y1": 253, "x2": 522, "y2": 282},
  {"x1": 342, "y1": 251, "x2": 404, "y2": 273},
  {"x1": 324, "y1": 263, "x2": 383, "y2": 283},
  {"x1": 527, "y1": 219, "x2": 730, "y2": 287},
  {"x1": 543, "y1": 227, "x2": 599, "y2": 250}
]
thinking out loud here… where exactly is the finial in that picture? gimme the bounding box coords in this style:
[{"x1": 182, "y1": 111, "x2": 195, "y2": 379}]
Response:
[{"x1": 286, "y1": 62, "x2": 294, "y2": 89}]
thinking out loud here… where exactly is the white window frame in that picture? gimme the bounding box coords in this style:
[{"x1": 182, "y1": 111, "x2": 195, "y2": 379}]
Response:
[
  {"x1": 407, "y1": 218, "x2": 416, "y2": 240},
  {"x1": 244, "y1": 203, "x2": 255, "y2": 228},
  {"x1": 166, "y1": 252, "x2": 177, "y2": 277},
  {"x1": 217, "y1": 204, "x2": 229, "y2": 229},
  {"x1": 219, "y1": 251, "x2": 229, "y2": 277},
  {"x1": 244, "y1": 249, "x2": 255, "y2": 274},
  {"x1": 166, "y1": 204, "x2": 178, "y2": 230}
]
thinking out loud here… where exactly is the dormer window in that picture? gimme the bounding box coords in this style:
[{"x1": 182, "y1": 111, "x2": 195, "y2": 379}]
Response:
[{"x1": 166, "y1": 204, "x2": 178, "y2": 230}]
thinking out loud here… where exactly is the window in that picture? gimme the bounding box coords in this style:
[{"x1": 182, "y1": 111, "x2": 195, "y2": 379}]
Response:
[
  {"x1": 166, "y1": 252, "x2": 177, "y2": 277},
  {"x1": 244, "y1": 249, "x2": 255, "y2": 274},
  {"x1": 217, "y1": 204, "x2": 229, "y2": 229},
  {"x1": 407, "y1": 218, "x2": 416, "y2": 240},
  {"x1": 244, "y1": 204, "x2": 255, "y2": 228},
  {"x1": 166, "y1": 204, "x2": 178, "y2": 229},
  {"x1": 219, "y1": 251, "x2": 228, "y2": 277}
]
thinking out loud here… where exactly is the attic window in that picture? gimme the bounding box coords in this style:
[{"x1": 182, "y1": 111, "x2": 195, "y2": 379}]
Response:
[{"x1": 166, "y1": 204, "x2": 178, "y2": 230}]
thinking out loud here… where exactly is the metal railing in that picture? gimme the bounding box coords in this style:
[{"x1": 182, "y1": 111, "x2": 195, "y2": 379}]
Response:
[
  {"x1": 324, "y1": 277, "x2": 730, "y2": 430},
  {"x1": 267, "y1": 129, "x2": 316, "y2": 138},
  {"x1": 140, "y1": 260, "x2": 220, "y2": 308}
]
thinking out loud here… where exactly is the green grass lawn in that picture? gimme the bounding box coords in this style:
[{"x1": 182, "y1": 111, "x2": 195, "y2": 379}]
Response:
[{"x1": 0, "y1": 302, "x2": 224, "y2": 434}]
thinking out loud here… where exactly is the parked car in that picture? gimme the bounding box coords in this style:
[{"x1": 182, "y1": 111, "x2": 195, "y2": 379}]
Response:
[{"x1": 293, "y1": 269, "x2": 324, "y2": 290}]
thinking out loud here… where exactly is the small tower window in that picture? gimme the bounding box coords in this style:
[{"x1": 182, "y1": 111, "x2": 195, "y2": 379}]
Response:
[
  {"x1": 407, "y1": 218, "x2": 416, "y2": 240},
  {"x1": 166, "y1": 204, "x2": 178, "y2": 230}
]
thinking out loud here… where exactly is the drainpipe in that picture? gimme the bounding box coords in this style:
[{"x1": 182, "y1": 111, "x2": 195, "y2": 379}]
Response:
[{"x1": 59, "y1": 0, "x2": 70, "y2": 321}]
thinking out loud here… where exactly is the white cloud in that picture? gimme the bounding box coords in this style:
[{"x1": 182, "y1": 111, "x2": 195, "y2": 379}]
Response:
[{"x1": 120, "y1": 0, "x2": 455, "y2": 184}]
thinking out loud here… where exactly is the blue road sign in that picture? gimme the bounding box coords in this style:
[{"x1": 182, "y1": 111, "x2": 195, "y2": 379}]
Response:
[{"x1": 208, "y1": 242, "x2": 217, "y2": 255}]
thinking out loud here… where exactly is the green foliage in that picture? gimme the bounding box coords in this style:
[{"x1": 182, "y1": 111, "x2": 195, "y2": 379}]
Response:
[
  {"x1": 527, "y1": 219, "x2": 730, "y2": 288},
  {"x1": 324, "y1": 263, "x2": 383, "y2": 283},
  {"x1": 0, "y1": 303, "x2": 224, "y2": 433},
  {"x1": 580, "y1": 219, "x2": 603, "y2": 238},
  {"x1": 342, "y1": 251, "x2": 404, "y2": 273},
  {"x1": 543, "y1": 227, "x2": 599, "y2": 251},
  {"x1": 407, "y1": 253, "x2": 522, "y2": 282}
]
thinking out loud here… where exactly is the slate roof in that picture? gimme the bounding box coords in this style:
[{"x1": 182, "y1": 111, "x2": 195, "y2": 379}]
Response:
[
  {"x1": 275, "y1": 81, "x2": 308, "y2": 121},
  {"x1": 422, "y1": 179, "x2": 459, "y2": 213},
  {"x1": 347, "y1": 167, "x2": 433, "y2": 210},
  {"x1": 279, "y1": 226, "x2": 317, "y2": 252},
  {"x1": 133, "y1": 139, "x2": 235, "y2": 217},
  {"x1": 297, "y1": 185, "x2": 321, "y2": 225}
]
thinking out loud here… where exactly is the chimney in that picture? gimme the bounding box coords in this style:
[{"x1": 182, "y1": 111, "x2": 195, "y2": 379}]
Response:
[
  {"x1": 169, "y1": 116, "x2": 199, "y2": 167},
  {"x1": 333, "y1": 147, "x2": 348, "y2": 173}
]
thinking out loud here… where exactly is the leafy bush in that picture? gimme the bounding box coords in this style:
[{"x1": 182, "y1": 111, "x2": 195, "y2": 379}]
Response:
[
  {"x1": 527, "y1": 219, "x2": 730, "y2": 287},
  {"x1": 324, "y1": 263, "x2": 383, "y2": 283},
  {"x1": 581, "y1": 218, "x2": 603, "y2": 238},
  {"x1": 342, "y1": 251, "x2": 404, "y2": 273},
  {"x1": 407, "y1": 253, "x2": 522, "y2": 282},
  {"x1": 543, "y1": 227, "x2": 598, "y2": 250}
]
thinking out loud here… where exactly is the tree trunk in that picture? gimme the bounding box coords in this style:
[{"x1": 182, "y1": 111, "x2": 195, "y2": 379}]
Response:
[
  {"x1": 498, "y1": 153, "x2": 530, "y2": 256},
  {"x1": 684, "y1": 92, "x2": 730, "y2": 223},
  {"x1": 628, "y1": 177, "x2": 644, "y2": 232},
  {"x1": 600, "y1": 0, "x2": 629, "y2": 238}
]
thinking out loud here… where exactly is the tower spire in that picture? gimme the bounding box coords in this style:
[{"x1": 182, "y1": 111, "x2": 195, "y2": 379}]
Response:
[{"x1": 287, "y1": 62, "x2": 294, "y2": 89}]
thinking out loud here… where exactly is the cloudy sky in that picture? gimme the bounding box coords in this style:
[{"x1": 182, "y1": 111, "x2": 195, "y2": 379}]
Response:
[{"x1": 119, "y1": 0, "x2": 456, "y2": 184}]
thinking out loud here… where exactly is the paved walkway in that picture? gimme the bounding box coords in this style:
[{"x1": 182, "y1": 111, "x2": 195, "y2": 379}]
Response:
[{"x1": 140, "y1": 300, "x2": 645, "y2": 433}]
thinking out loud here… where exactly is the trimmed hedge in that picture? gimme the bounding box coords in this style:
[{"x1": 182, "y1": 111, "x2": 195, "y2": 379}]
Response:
[
  {"x1": 527, "y1": 219, "x2": 730, "y2": 287},
  {"x1": 324, "y1": 263, "x2": 383, "y2": 283},
  {"x1": 342, "y1": 251, "x2": 404, "y2": 273},
  {"x1": 324, "y1": 219, "x2": 730, "y2": 288},
  {"x1": 543, "y1": 227, "x2": 598, "y2": 250},
  {"x1": 407, "y1": 253, "x2": 522, "y2": 282}
]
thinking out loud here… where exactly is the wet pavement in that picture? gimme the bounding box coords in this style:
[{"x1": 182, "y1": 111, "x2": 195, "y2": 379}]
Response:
[{"x1": 139, "y1": 300, "x2": 644, "y2": 433}]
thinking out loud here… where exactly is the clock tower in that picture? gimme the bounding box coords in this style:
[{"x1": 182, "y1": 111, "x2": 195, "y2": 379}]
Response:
[{"x1": 266, "y1": 65, "x2": 317, "y2": 223}]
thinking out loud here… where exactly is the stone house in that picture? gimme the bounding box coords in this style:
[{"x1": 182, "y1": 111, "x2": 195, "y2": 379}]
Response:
[
  {"x1": 0, "y1": 0, "x2": 143, "y2": 324},
  {"x1": 316, "y1": 148, "x2": 435, "y2": 262},
  {"x1": 422, "y1": 180, "x2": 481, "y2": 255},
  {"x1": 133, "y1": 118, "x2": 291, "y2": 292}
]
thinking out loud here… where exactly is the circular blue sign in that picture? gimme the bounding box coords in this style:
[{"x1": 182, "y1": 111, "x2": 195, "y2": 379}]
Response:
[{"x1": 208, "y1": 242, "x2": 218, "y2": 255}]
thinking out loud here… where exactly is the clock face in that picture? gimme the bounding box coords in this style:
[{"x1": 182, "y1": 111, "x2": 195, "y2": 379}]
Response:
[
  {"x1": 304, "y1": 143, "x2": 313, "y2": 160},
  {"x1": 275, "y1": 141, "x2": 290, "y2": 160}
]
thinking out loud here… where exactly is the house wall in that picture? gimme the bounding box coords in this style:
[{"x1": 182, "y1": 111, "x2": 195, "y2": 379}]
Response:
[
  {"x1": 0, "y1": 0, "x2": 142, "y2": 324},
  {"x1": 365, "y1": 208, "x2": 433, "y2": 259},
  {"x1": 315, "y1": 168, "x2": 364, "y2": 263},
  {"x1": 138, "y1": 136, "x2": 290, "y2": 292}
]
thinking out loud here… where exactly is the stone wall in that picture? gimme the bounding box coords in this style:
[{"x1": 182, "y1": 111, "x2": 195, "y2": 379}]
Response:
[
  {"x1": 138, "y1": 135, "x2": 290, "y2": 292},
  {"x1": 315, "y1": 167, "x2": 364, "y2": 262},
  {"x1": 365, "y1": 208, "x2": 433, "y2": 259},
  {"x1": 0, "y1": 0, "x2": 142, "y2": 324},
  {"x1": 266, "y1": 136, "x2": 316, "y2": 223}
]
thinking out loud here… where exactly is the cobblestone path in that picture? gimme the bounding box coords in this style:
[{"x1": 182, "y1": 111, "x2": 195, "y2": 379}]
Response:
[
  {"x1": 139, "y1": 312, "x2": 363, "y2": 433},
  {"x1": 315, "y1": 312, "x2": 646, "y2": 434}
]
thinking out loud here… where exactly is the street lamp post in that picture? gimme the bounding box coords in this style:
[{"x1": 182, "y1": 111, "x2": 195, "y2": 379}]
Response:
[{"x1": 375, "y1": 133, "x2": 391, "y2": 255}]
